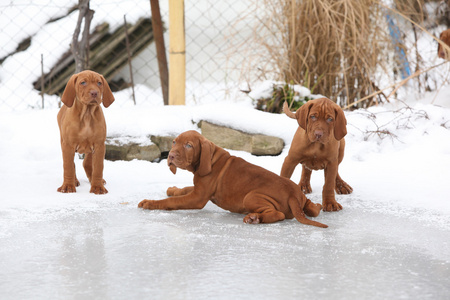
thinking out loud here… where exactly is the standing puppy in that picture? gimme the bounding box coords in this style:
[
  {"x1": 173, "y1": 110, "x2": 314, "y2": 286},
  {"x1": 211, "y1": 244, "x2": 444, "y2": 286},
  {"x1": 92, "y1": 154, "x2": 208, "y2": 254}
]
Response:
[
  {"x1": 57, "y1": 70, "x2": 115, "y2": 194},
  {"x1": 280, "y1": 98, "x2": 352, "y2": 211}
]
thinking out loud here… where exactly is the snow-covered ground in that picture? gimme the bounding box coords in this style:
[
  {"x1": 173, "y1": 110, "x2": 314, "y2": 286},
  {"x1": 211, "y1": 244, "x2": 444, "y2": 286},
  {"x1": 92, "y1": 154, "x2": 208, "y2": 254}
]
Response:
[{"x1": 1, "y1": 85, "x2": 450, "y2": 299}]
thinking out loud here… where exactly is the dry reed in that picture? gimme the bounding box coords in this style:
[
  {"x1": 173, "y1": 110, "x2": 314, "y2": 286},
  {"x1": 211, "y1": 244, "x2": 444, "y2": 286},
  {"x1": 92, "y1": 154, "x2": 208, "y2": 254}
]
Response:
[
  {"x1": 250, "y1": 0, "x2": 389, "y2": 107},
  {"x1": 237, "y1": 0, "x2": 450, "y2": 109}
]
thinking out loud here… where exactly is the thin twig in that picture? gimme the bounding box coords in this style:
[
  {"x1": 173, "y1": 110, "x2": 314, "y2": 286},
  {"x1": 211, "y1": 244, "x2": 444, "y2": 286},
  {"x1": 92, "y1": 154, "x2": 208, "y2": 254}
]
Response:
[
  {"x1": 344, "y1": 61, "x2": 447, "y2": 109},
  {"x1": 40, "y1": 54, "x2": 45, "y2": 109}
]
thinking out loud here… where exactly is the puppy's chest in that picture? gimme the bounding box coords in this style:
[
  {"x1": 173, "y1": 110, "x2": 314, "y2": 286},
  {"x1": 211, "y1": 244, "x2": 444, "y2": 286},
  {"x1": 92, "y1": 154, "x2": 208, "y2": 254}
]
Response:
[
  {"x1": 72, "y1": 120, "x2": 105, "y2": 154},
  {"x1": 299, "y1": 144, "x2": 334, "y2": 170},
  {"x1": 301, "y1": 156, "x2": 327, "y2": 170},
  {"x1": 75, "y1": 126, "x2": 95, "y2": 153}
]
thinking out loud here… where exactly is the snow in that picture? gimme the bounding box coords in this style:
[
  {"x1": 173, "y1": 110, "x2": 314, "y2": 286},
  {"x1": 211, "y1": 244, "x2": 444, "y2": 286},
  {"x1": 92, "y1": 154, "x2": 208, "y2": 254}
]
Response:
[
  {"x1": 1, "y1": 1, "x2": 450, "y2": 299},
  {"x1": 2, "y1": 92, "x2": 450, "y2": 220}
]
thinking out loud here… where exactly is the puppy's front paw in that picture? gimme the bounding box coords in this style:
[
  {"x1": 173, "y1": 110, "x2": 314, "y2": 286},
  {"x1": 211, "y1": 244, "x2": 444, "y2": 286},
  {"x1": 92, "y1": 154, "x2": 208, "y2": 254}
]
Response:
[
  {"x1": 57, "y1": 183, "x2": 76, "y2": 193},
  {"x1": 243, "y1": 213, "x2": 260, "y2": 224},
  {"x1": 90, "y1": 185, "x2": 108, "y2": 195},
  {"x1": 138, "y1": 200, "x2": 157, "y2": 209},
  {"x1": 300, "y1": 183, "x2": 312, "y2": 194},
  {"x1": 322, "y1": 200, "x2": 342, "y2": 212},
  {"x1": 335, "y1": 180, "x2": 353, "y2": 194}
]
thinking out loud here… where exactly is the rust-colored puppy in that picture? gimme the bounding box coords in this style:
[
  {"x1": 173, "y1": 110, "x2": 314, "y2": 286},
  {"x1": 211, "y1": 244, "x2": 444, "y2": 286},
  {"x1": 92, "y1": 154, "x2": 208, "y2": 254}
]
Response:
[
  {"x1": 280, "y1": 98, "x2": 352, "y2": 212},
  {"x1": 139, "y1": 131, "x2": 327, "y2": 228},
  {"x1": 438, "y1": 29, "x2": 450, "y2": 59},
  {"x1": 57, "y1": 70, "x2": 115, "y2": 194}
]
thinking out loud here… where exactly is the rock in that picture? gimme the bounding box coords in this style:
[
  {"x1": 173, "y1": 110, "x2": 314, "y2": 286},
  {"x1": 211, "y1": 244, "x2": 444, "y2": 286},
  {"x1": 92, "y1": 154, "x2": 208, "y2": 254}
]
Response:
[
  {"x1": 105, "y1": 137, "x2": 161, "y2": 162},
  {"x1": 200, "y1": 121, "x2": 284, "y2": 156},
  {"x1": 105, "y1": 143, "x2": 129, "y2": 161},
  {"x1": 104, "y1": 125, "x2": 284, "y2": 162},
  {"x1": 126, "y1": 144, "x2": 161, "y2": 161},
  {"x1": 200, "y1": 121, "x2": 252, "y2": 152},
  {"x1": 251, "y1": 134, "x2": 285, "y2": 156},
  {"x1": 151, "y1": 135, "x2": 176, "y2": 152}
]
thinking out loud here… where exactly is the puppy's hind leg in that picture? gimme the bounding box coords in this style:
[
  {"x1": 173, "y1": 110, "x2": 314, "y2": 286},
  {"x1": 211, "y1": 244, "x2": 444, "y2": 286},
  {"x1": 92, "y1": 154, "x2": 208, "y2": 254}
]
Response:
[
  {"x1": 243, "y1": 192, "x2": 285, "y2": 224},
  {"x1": 167, "y1": 186, "x2": 194, "y2": 196},
  {"x1": 303, "y1": 198, "x2": 322, "y2": 217},
  {"x1": 83, "y1": 152, "x2": 93, "y2": 182},
  {"x1": 299, "y1": 165, "x2": 313, "y2": 194},
  {"x1": 335, "y1": 172, "x2": 353, "y2": 195}
]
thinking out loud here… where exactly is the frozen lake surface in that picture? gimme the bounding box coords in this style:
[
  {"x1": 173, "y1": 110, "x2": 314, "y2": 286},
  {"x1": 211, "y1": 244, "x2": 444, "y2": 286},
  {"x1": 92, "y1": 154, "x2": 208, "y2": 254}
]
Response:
[{"x1": 1, "y1": 193, "x2": 449, "y2": 300}]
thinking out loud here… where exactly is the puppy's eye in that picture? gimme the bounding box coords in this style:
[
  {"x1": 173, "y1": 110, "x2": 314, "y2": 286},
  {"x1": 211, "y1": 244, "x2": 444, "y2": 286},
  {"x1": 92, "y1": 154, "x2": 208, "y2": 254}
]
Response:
[
  {"x1": 97, "y1": 81, "x2": 102, "y2": 86},
  {"x1": 310, "y1": 115, "x2": 317, "y2": 121},
  {"x1": 81, "y1": 81, "x2": 87, "y2": 86},
  {"x1": 326, "y1": 117, "x2": 333, "y2": 123},
  {"x1": 185, "y1": 144, "x2": 193, "y2": 149},
  {"x1": 172, "y1": 141, "x2": 176, "y2": 145}
]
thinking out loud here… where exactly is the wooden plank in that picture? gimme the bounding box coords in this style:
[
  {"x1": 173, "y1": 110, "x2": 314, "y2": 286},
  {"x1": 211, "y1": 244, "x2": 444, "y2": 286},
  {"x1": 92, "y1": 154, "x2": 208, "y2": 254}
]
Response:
[
  {"x1": 150, "y1": 0, "x2": 169, "y2": 105},
  {"x1": 35, "y1": 18, "x2": 154, "y2": 95},
  {"x1": 99, "y1": 31, "x2": 155, "y2": 79},
  {"x1": 168, "y1": 0, "x2": 185, "y2": 105},
  {"x1": 93, "y1": 20, "x2": 154, "y2": 79},
  {"x1": 33, "y1": 22, "x2": 110, "y2": 94}
]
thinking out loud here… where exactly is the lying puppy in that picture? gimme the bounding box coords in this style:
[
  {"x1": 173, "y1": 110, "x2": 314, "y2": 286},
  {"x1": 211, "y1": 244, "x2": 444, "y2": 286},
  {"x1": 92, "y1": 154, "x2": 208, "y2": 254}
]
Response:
[
  {"x1": 139, "y1": 131, "x2": 327, "y2": 228},
  {"x1": 280, "y1": 98, "x2": 352, "y2": 211},
  {"x1": 438, "y1": 29, "x2": 450, "y2": 59},
  {"x1": 57, "y1": 70, "x2": 115, "y2": 194}
]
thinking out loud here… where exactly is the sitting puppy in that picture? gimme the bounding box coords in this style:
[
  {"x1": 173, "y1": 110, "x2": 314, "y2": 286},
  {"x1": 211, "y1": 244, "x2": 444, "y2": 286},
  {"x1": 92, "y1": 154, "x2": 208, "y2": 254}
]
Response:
[
  {"x1": 438, "y1": 29, "x2": 450, "y2": 59},
  {"x1": 139, "y1": 131, "x2": 327, "y2": 228},
  {"x1": 57, "y1": 70, "x2": 115, "y2": 194},
  {"x1": 280, "y1": 98, "x2": 352, "y2": 212}
]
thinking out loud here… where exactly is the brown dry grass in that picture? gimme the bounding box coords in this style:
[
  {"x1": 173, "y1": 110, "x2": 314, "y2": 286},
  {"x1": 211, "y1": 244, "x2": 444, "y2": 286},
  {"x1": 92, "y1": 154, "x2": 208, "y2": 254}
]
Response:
[
  {"x1": 236, "y1": 0, "x2": 450, "y2": 109},
  {"x1": 251, "y1": 0, "x2": 389, "y2": 107}
]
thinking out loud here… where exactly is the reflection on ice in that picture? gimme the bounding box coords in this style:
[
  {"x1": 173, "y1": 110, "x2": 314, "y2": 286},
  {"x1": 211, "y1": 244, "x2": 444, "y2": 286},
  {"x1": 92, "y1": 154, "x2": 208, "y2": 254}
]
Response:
[{"x1": 1, "y1": 201, "x2": 449, "y2": 299}]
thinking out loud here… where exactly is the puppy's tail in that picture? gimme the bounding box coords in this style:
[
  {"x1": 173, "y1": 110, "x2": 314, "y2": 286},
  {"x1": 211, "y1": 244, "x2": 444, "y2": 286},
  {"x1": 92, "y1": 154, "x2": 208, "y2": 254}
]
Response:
[
  {"x1": 288, "y1": 197, "x2": 328, "y2": 228},
  {"x1": 283, "y1": 101, "x2": 297, "y2": 119}
]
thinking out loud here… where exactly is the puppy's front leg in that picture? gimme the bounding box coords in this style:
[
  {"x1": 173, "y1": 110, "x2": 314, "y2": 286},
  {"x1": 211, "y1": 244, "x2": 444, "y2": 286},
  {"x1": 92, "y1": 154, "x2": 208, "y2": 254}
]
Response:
[
  {"x1": 322, "y1": 163, "x2": 342, "y2": 211},
  {"x1": 90, "y1": 143, "x2": 108, "y2": 194},
  {"x1": 58, "y1": 143, "x2": 77, "y2": 193},
  {"x1": 139, "y1": 189, "x2": 208, "y2": 211}
]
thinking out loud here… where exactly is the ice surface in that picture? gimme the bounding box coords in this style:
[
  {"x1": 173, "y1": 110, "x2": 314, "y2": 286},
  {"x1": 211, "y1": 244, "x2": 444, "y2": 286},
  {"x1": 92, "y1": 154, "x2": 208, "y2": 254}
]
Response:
[{"x1": 1, "y1": 198, "x2": 449, "y2": 299}]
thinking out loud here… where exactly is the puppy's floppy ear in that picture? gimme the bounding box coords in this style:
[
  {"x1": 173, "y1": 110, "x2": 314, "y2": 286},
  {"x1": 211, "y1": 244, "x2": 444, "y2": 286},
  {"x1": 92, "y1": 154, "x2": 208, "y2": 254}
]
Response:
[
  {"x1": 100, "y1": 75, "x2": 115, "y2": 108},
  {"x1": 334, "y1": 106, "x2": 347, "y2": 140},
  {"x1": 197, "y1": 138, "x2": 214, "y2": 177},
  {"x1": 169, "y1": 163, "x2": 177, "y2": 174},
  {"x1": 297, "y1": 100, "x2": 314, "y2": 131},
  {"x1": 61, "y1": 73, "x2": 78, "y2": 107}
]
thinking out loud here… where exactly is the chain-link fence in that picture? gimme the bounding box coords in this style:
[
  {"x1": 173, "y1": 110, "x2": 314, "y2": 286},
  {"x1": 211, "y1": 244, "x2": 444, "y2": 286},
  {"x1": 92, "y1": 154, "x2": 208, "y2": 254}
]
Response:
[
  {"x1": 1, "y1": 1, "x2": 449, "y2": 112},
  {"x1": 0, "y1": 0, "x2": 257, "y2": 111}
]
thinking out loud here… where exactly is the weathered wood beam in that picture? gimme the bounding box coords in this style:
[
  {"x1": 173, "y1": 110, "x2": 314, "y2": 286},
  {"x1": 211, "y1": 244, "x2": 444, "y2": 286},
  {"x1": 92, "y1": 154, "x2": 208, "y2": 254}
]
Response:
[
  {"x1": 168, "y1": 0, "x2": 185, "y2": 105},
  {"x1": 35, "y1": 18, "x2": 154, "y2": 95},
  {"x1": 150, "y1": 0, "x2": 169, "y2": 105}
]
